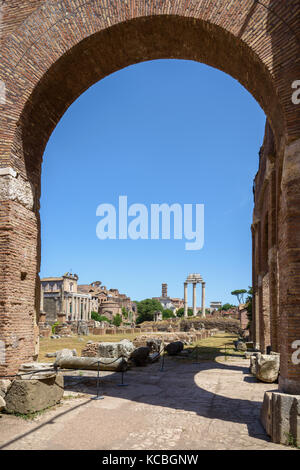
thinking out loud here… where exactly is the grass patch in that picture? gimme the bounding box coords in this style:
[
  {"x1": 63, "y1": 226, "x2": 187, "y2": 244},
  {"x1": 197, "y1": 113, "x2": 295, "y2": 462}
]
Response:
[
  {"x1": 284, "y1": 432, "x2": 300, "y2": 449},
  {"x1": 182, "y1": 332, "x2": 245, "y2": 362},
  {"x1": 38, "y1": 333, "x2": 141, "y2": 362},
  {"x1": 2, "y1": 404, "x2": 59, "y2": 421},
  {"x1": 39, "y1": 332, "x2": 245, "y2": 364}
]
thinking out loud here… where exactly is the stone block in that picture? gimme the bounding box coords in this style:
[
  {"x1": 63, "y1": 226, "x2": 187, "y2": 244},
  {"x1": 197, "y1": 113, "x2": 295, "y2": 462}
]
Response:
[
  {"x1": 165, "y1": 341, "x2": 184, "y2": 356},
  {"x1": 256, "y1": 354, "x2": 279, "y2": 383},
  {"x1": 77, "y1": 322, "x2": 89, "y2": 336},
  {"x1": 97, "y1": 339, "x2": 135, "y2": 359},
  {"x1": 5, "y1": 375, "x2": 64, "y2": 414},
  {"x1": 261, "y1": 391, "x2": 300, "y2": 447},
  {"x1": 248, "y1": 352, "x2": 261, "y2": 374},
  {"x1": 55, "y1": 348, "x2": 77, "y2": 361},
  {"x1": 0, "y1": 396, "x2": 6, "y2": 411},
  {"x1": 260, "y1": 391, "x2": 272, "y2": 436},
  {"x1": 130, "y1": 347, "x2": 150, "y2": 366},
  {"x1": 235, "y1": 340, "x2": 247, "y2": 351},
  {"x1": 0, "y1": 379, "x2": 12, "y2": 398}
]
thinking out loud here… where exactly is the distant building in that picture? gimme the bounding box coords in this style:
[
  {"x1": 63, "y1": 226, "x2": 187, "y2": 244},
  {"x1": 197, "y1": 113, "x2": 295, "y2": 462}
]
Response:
[
  {"x1": 152, "y1": 284, "x2": 184, "y2": 314},
  {"x1": 210, "y1": 301, "x2": 222, "y2": 312},
  {"x1": 77, "y1": 281, "x2": 137, "y2": 323},
  {"x1": 40, "y1": 273, "x2": 98, "y2": 323},
  {"x1": 40, "y1": 275, "x2": 137, "y2": 324}
]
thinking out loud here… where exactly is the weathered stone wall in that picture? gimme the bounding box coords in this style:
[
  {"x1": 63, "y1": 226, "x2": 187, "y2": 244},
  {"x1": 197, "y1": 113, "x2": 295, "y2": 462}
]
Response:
[
  {"x1": 180, "y1": 317, "x2": 244, "y2": 336},
  {"x1": 0, "y1": 1, "x2": 299, "y2": 394},
  {"x1": 141, "y1": 317, "x2": 244, "y2": 336},
  {"x1": 43, "y1": 297, "x2": 58, "y2": 323}
]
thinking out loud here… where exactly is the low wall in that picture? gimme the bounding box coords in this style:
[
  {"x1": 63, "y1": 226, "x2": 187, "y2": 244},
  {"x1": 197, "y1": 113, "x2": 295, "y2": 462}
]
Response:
[{"x1": 139, "y1": 317, "x2": 243, "y2": 336}]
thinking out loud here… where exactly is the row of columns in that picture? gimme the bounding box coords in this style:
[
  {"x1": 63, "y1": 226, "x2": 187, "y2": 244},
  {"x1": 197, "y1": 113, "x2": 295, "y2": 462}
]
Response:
[
  {"x1": 67, "y1": 295, "x2": 91, "y2": 321},
  {"x1": 184, "y1": 281, "x2": 206, "y2": 317}
]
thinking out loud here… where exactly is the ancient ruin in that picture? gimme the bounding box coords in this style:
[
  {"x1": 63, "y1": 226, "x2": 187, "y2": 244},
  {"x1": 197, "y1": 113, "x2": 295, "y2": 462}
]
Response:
[
  {"x1": 78, "y1": 281, "x2": 137, "y2": 322},
  {"x1": 184, "y1": 273, "x2": 206, "y2": 317},
  {"x1": 0, "y1": 0, "x2": 299, "y2": 448},
  {"x1": 40, "y1": 273, "x2": 98, "y2": 323},
  {"x1": 152, "y1": 283, "x2": 184, "y2": 314}
]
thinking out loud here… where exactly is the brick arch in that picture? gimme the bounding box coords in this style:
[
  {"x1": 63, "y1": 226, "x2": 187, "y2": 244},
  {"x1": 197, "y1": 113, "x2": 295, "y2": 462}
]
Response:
[
  {"x1": 15, "y1": 14, "x2": 285, "y2": 180},
  {"x1": 0, "y1": 1, "x2": 299, "y2": 394},
  {"x1": 2, "y1": 0, "x2": 298, "y2": 170}
]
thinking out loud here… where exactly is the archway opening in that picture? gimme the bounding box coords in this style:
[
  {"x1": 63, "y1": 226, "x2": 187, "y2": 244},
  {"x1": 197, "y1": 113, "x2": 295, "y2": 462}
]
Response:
[{"x1": 40, "y1": 59, "x2": 266, "y2": 321}]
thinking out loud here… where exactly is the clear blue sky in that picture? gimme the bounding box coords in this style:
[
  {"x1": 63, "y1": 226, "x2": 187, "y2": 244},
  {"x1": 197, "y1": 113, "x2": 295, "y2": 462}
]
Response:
[{"x1": 40, "y1": 59, "x2": 266, "y2": 306}]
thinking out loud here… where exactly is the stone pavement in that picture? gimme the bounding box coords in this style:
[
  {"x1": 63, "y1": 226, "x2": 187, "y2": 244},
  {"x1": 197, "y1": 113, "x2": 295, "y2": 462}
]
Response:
[{"x1": 0, "y1": 356, "x2": 291, "y2": 450}]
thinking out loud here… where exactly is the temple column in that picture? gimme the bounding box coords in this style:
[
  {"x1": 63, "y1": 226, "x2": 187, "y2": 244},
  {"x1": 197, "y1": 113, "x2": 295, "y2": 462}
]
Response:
[
  {"x1": 192, "y1": 282, "x2": 197, "y2": 316},
  {"x1": 40, "y1": 283, "x2": 44, "y2": 313},
  {"x1": 201, "y1": 282, "x2": 206, "y2": 317},
  {"x1": 184, "y1": 282, "x2": 188, "y2": 317},
  {"x1": 71, "y1": 296, "x2": 74, "y2": 321}
]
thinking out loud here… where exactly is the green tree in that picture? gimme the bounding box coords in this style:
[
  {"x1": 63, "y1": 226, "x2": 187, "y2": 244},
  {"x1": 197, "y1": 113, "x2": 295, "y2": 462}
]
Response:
[
  {"x1": 91, "y1": 311, "x2": 101, "y2": 322},
  {"x1": 231, "y1": 289, "x2": 247, "y2": 304},
  {"x1": 162, "y1": 309, "x2": 175, "y2": 319},
  {"x1": 176, "y1": 307, "x2": 184, "y2": 317},
  {"x1": 91, "y1": 311, "x2": 112, "y2": 323},
  {"x1": 136, "y1": 298, "x2": 163, "y2": 324},
  {"x1": 98, "y1": 315, "x2": 111, "y2": 323},
  {"x1": 221, "y1": 303, "x2": 236, "y2": 311},
  {"x1": 121, "y1": 307, "x2": 128, "y2": 319},
  {"x1": 112, "y1": 313, "x2": 122, "y2": 327},
  {"x1": 245, "y1": 286, "x2": 253, "y2": 328},
  {"x1": 174, "y1": 307, "x2": 193, "y2": 317}
]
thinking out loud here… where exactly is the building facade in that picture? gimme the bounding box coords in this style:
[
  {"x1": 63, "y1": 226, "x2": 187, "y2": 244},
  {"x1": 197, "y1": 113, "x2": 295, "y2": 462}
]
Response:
[
  {"x1": 153, "y1": 283, "x2": 184, "y2": 314},
  {"x1": 77, "y1": 281, "x2": 137, "y2": 323},
  {"x1": 40, "y1": 273, "x2": 98, "y2": 323}
]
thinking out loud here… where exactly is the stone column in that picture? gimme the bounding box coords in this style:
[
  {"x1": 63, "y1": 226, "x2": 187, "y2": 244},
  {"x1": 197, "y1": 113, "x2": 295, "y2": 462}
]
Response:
[
  {"x1": 184, "y1": 282, "x2": 188, "y2": 317},
  {"x1": 201, "y1": 282, "x2": 206, "y2": 317},
  {"x1": 61, "y1": 282, "x2": 65, "y2": 316},
  {"x1": 192, "y1": 282, "x2": 197, "y2": 316},
  {"x1": 85, "y1": 298, "x2": 88, "y2": 320},
  {"x1": 71, "y1": 296, "x2": 74, "y2": 321},
  {"x1": 40, "y1": 282, "x2": 44, "y2": 313}
]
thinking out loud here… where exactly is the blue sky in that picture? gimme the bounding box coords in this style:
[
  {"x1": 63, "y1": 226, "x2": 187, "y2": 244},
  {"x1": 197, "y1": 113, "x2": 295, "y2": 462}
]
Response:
[{"x1": 40, "y1": 59, "x2": 266, "y2": 306}]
